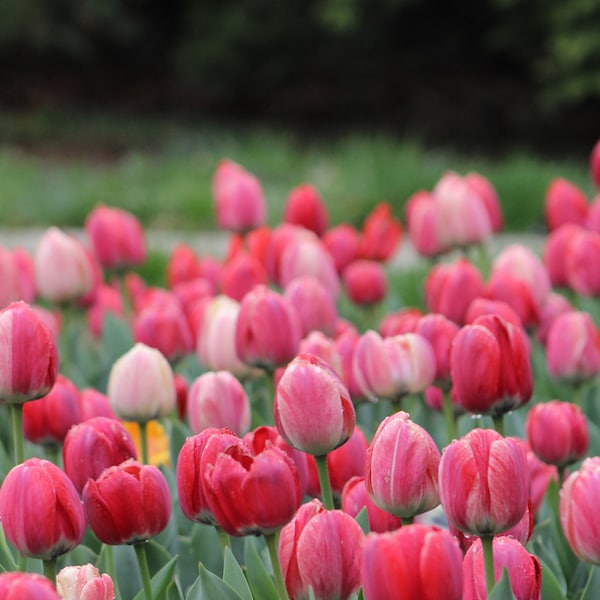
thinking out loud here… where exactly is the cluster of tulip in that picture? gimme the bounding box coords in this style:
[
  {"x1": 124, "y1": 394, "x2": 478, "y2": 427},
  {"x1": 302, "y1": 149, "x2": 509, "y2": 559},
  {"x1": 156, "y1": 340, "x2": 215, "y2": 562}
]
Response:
[{"x1": 0, "y1": 141, "x2": 600, "y2": 600}]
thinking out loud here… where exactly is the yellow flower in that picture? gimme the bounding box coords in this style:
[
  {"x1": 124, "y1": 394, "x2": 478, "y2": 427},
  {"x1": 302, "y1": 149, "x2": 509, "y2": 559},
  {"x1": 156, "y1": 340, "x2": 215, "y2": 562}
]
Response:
[{"x1": 122, "y1": 420, "x2": 170, "y2": 467}]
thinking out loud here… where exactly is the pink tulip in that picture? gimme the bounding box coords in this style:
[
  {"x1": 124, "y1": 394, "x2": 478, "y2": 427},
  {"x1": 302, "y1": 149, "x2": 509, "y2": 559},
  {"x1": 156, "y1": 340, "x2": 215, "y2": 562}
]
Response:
[
  {"x1": 415, "y1": 313, "x2": 460, "y2": 384},
  {"x1": 80, "y1": 387, "x2": 117, "y2": 421},
  {"x1": 522, "y1": 441, "x2": 558, "y2": 513},
  {"x1": 544, "y1": 177, "x2": 589, "y2": 231},
  {"x1": 167, "y1": 244, "x2": 203, "y2": 287},
  {"x1": 465, "y1": 171, "x2": 503, "y2": 232},
  {"x1": 586, "y1": 194, "x2": 600, "y2": 233},
  {"x1": 564, "y1": 227, "x2": 600, "y2": 295},
  {"x1": 0, "y1": 246, "x2": 35, "y2": 309},
  {"x1": 543, "y1": 223, "x2": 581, "y2": 287},
  {"x1": 378, "y1": 307, "x2": 423, "y2": 336},
  {"x1": 284, "y1": 275, "x2": 338, "y2": 336},
  {"x1": 438, "y1": 428, "x2": 528, "y2": 536},
  {"x1": 534, "y1": 292, "x2": 573, "y2": 346},
  {"x1": 335, "y1": 328, "x2": 364, "y2": 400},
  {"x1": 342, "y1": 259, "x2": 388, "y2": 306},
  {"x1": 212, "y1": 159, "x2": 266, "y2": 233},
  {"x1": 0, "y1": 573, "x2": 60, "y2": 600},
  {"x1": 359, "y1": 203, "x2": 402, "y2": 262},
  {"x1": 322, "y1": 223, "x2": 361, "y2": 273},
  {"x1": 464, "y1": 298, "x2": 523, "y2": 330},
  {"x1": 299, "y1": 331, "x2": 343, "y2": 376},
  {"x1": 264, "y1": 223, "x2": 316, "y2": 285},
  {"x1": 406, "y1": 190, "x2": 444, "y2": 257},
  {"x1": 284, "y1": 183, "x2": 329, "y2": 236},
  {"x1": 56, "y1": 564, "x2": 114, "y2": 600},
  {"x1": 219, "y1": 252, "x2": 268, "y2": 301},
  {"x1": 87, "y1": 284, "x2": 124, "y2": 338}
]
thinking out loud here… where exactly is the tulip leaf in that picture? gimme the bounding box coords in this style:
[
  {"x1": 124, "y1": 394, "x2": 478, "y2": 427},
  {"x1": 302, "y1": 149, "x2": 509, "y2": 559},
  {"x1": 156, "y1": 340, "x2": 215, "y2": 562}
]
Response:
[
  {"x1": 146, "y1": 539, "x2": 178, "y2": 575},
  {"x1": 0, "y1": 526, "x2": 17, "y2": 572},
  {"x1": 223, "y1": 546, "x2": 253, "y2": 600},
  {"x1": 103, "y1": 311, "x2": 135, "y2": 359},
  {"x1": 579, "y1": 565, "x2": 600, "y2": 600},
  {"x1": 488, "y1": 569, "x2": 517, "y2": 600},
  {"x1": 354, "y1": 507, "x2": 370, "y2": 534},
  {"x1": 244, "y1": 536, "x2": 279, "y2": 600},
  {"x1": 132, "y1": 554, "x2": 178, "y2": 600},
  {"x1": 538, "y1": 556, "x2": 568, "y2": 600},
  {"x1": 185, "y1": 563, "x2": 243, "y2": 600}
]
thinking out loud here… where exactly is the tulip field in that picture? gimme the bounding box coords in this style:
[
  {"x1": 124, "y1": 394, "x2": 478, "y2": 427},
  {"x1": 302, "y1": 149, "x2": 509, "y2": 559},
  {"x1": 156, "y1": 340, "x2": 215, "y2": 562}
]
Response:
[{"x1": 0, "y1": 139, "x2": 600, "y2": 600}]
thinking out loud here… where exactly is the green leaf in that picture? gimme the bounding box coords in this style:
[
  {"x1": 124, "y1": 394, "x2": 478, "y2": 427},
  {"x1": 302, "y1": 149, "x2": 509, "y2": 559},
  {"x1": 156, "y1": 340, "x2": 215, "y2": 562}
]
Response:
[
  {"x1": 223, "y1": 547, "x2": 253, "y2": 600},
  {"x1": 243, "y1": 536, "x2": 279, "y2": 600},
  {"x1": 488, "y1": 568, "x2": 517, "y2": 600},
  {"x1": 185, "y1": 563, "x2": 243, "y2": 600},
  {"x1": 354, "y1": 507, "x2": 370, "y2": 534},
  {"x1": 103, "y1": 311, "x2": 135, "y2": 360},
  {"x1": 579, "y1": 565, "x2": 600, "y2": 600},
  {"x1": 0, "y1": 526, "x2": 17, "y2": 572},
  {"x1": 132, "y1": 555, "x2": 178, "y2": 600},
  {"x1": 539, "y1": 557, "x2": 567, "y2": 600}
]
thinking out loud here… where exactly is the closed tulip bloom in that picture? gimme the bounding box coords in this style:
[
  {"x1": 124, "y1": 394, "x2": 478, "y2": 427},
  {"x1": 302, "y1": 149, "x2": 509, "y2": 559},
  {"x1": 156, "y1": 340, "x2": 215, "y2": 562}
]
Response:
[
  {"x1": 284, "y1": 276, "x2": 338, "y2": 337},
  {"x1": 212, "y1": 159, "x2": 266, "y2": 233},
  {"x1": 543, "y1": 223, "x2": 581, "y2": 288},
  {"x1": 220, "y1": 252, "x2": 268, "y2": 302},
  {"x1": 534, "y1": 292, "x2": 573, "y2": 346},
  {"x1": 284, "y1": 184, "x2": 329, "y2": 236},
  {"x1": 35, "y1": 227, "x2": 97, "y2": 303},
  {"x1": 451, "y1": 314, "x2": 533, "y2": 417},
  {"x1": 463, "y1": 536, "x2": 542, "y2": 600},
  {"x1": 23, "y1": 374, "x2": 84, "y2": 447},
  {"x1": 526, "y1": 400, "x2": 588, "y2": 468},
  {"x1": 342, "y1": 259, "x2": 388, "y2": 306},
  {"x1": 586, "y1": 194, "x2": 600, "y2": 233},
  {"x1": 564, "y1": 227, "x2": 600, "y2": 296},
  {"x1": 425, "y1": 258, "x2": 485, "y2": 324},
  {"x1": 87, "y1": 284, "x2": 124, "y2": 338},
  {"x1": 560, "y1": 457, "x2": 600, "y2": 564},
  {"x1": 464, "y1": 298, "x2": 523, "y2": 330},
  {"x1": 0, "y1": 301, "x2": 59, "y2": 404},
  {"x1": 335, "y1": 328, "x2": 364, "y2": 400},
  {"x1": 107, "y1": 343, "x2": 176, "y2": 422},
  {"x1": 235, "y1": 285, "x2": 302, "y2": 370},
  {"x1": 353, "y1": 330, "x2": 436, "y2": 402},
  {"x1": 544, "y1": 177, "x2": 589, "y2": 231},
  {"x1": 341, "y1": 476, "x2": 402, "y2": 533},
  {"x1": 83, "y1": 459, "x2": 171, "y2": 545},
  {"x1": 359, "y1": 202, "x2": 402, "y2": 262},
  {"x1": 523, "y1": 441, "x2": 558, "y2": 513},
  {"x1": 279, "y1": 500, "x2": 364, "y2": 600},
  {"x1": 85, "y1": 204, "x2": 146, "y2": 270},
  {"x1": 264, "y1": 223, "x2": 317, "y2": 285},
  {"x1": 438, "y1": 428, "x2": 528, "y2": 536},
  {"x1": 299, "y1": 331, "x2": 343, "y2": 377},
  {"x1": 0, "y1": 458, "x2": 85, "y2": 559},
  {"x1": 378, "y1": 307, "x2": 423, "y2": 336},
  {"x1": 465, "y1": 171, "x2": 503, "y2": 232},
  {"x1": 0, "y1": 246, "x2": 36, "y2": 308},
  {"x1": 362, "y1": 524, "x2": 463, "y2": 600},
  {"x1": 275, "y1": 353, "x2": 355, "y2": 456},
  {"x1": 80, "y1": 387, "x2": 117, "y2": 421},
  {"x1": 0, "y1": 573, "x2": 60, "y2": 600},
  {"x1": 366, "y1": 411, "x2": 441, "y2": 519},
  {"x1": 546, "y1": 311, "x2": 600, "y2": 383},
  {"x1": 415, "y1": 313, "x2": 460, "y2": 383},
  {"x1": 63, "y1": 416, "x2": 138, "y2": 493},
  {"x1": 322, "y1": 223, "x2": 361, "y2": 273},
  {"x1": 406, "y1": 190, "x2": 445, "y2": 257},
  {"x1": 56, "y1": 564, "x2": 115, "y2": 600},
  {"x1": 187, "y1": 371, "x2": 251, "y2": 436}
]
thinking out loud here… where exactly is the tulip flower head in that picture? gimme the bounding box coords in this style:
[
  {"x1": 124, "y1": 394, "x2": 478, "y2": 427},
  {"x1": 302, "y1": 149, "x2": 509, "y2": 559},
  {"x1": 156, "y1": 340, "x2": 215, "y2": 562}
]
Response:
[
  {"x1": 0, "y1": 572, "x2": 60, "y2": 600},
  {"x1": 56, "y1": 564, "x2": 115, "y2": 600}
]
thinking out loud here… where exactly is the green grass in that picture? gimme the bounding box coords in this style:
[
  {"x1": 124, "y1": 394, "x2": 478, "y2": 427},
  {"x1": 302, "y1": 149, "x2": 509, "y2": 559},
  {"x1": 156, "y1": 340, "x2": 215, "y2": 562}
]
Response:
[{"x1": 0, "y1": 109, "x2": 595, "y2": 231}]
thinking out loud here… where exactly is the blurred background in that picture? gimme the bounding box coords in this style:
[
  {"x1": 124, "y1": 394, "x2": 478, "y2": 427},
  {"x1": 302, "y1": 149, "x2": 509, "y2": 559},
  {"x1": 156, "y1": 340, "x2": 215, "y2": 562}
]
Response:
[{"x1": 1, "y1": 0, "x2": 599, "y2": 231}]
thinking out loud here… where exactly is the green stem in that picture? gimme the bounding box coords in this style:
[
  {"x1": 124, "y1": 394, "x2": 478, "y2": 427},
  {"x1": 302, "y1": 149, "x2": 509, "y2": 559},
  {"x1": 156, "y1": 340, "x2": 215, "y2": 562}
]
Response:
[
  {"x1": 315, "y1": 454, "x2": 335, "y2": 510},
  {"x1": 140, "y1": 420, "x2": 149, "y2": 465},
  {"x1": 390, "y1": 398, "x2": 402, "y2": 416},
  {"x1": 45, "y1": 444, "x2": 61, "y2": 466},
  {"x1": 263, "y1": 370, "x2": 275, "y2": 426},
  {"x1": 481, "y1": 535, "x2": 496, "y2": 596},
  {"x1": 134, "y1": 542, "x2": 153, "y2": 600},
  {"x1": 265, "y1": 531, "x2": 289, "y2": 600},
  {"x1": 10, "y1": 403, "x2": 24, "y2": 465},
  {"x1": 580, "y1": 564, "x2": 596, "y2": 599},
  {"x1": 442, "y1": 390, "x2": 458, "y2": 443},
  {"x1": 492, "y1": 414, "x2": 505, "y2": 437},
  {"x1": 400, "y1": 516, "x2": 414, "y2": 526},
  {"x1": 216, "y1": 526, "x2": 231, "y2": 555},
  {"x1": 43, "y1": 558, "x2": 57, "y2": 585},
  {"x1": 104, "y1": 544, "x2": 116, "y2": 590}
]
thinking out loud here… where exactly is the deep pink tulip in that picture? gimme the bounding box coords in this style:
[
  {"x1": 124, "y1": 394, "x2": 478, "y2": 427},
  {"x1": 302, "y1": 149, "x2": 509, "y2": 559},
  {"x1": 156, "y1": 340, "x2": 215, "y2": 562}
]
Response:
[
  {"x1": 87, "y1": 283, "x2": 124, "y2": 338},
  {"x1": 220, "y1": 252, "x2": 268, "y2": 301},
  {"x1": 264, "y1": 223, "x2": 316, "y2": 285},
  {"x1": 406, "y1": 190, "x2": 444, "y2": 257},
  {"x1": 586, "y1": 194, "x2": 600, "y2": 233},
  {"x1": 359, "y1": 202, "x2": 402, "y2": 262},
  {"x1": 167, "y1": 244, "x2": 203, "y2": 287},
  {"x1": 342, "y1": 259, "x2": 388, "y2": 306},
  {"x1": 424, "y1": 258, "x2": 485, "y2": 324},
  {"x1": 299, "y1": 331, "x2": 343, "y2": 376},
  {"x1": 187, "y1": 370, "x2": 251, "y2": 436},
  {"x1": 352, "y1": 330, "x2": 436, "y2": 402},
  {"x1": 366, "y1": 411, "x2": 440, "y2": 519},
  {"x1": 0, "y1": 246, "x2": 35, "y2": 309},
  {"x1": 560, "y1": 457, "x2": 600, "y2": 564},
  {"x1": 0, "y1": 572, "x2": 60, "y2": 600},
  {"x1": 465, "y1": 171, "x2": 503, "y2": 232},
  {"x1": 534, "y1": 292, "x2": 573, "y2": 346},
  {"x1": 34, "y1": 227, "x2": 98, "y2": 303},
  {"x1": 591, "y1": 139, "x2": 600, "y2": 188},
  {"x1": 275, "y1": 353, "x2": 355, "y2": 456},
  {"x1": 378, "y1": 307, "x2": 423, "y2": 336},
  {"x1": 31, "y1": 304, "x2": 62, "y2": 341},
  {"x1": 85, "y1": 204, "x2": 146, "y2": 269},
  {"x1": 80, "y1": 387, "x2": 117, "y2": 421},
  {"x1": 0, "y1": 301, "x2": 59, "y2": 404},
  {"x1": 23, "y1": 374, "x2": 84, "y2": 447},
  {"x1": 438, "y1": 428, "x2": 529, "y2": 536},
  {"x1": 464, "y1": 297, "x2": 523, "y2": 330},
  {"x1": 463, "y1": 536, "x2": 542, "y2": 600},
  {"x1": 279, "y1": 500, "x2": 364, "y2": 600},
  {"x1": 546, "y1": 311, "x2": 600, "y2": 383},
  {"x1": 203, "y1": 438, "x2": 302, "y2": 536},
  {"x1": 107, "y1": 342, "x2": 176, "y2": 422},
  {"x1": 415, "y1": 313, "x2": 460, "y2": 384},
  {"x1": 172, "y1": 278, "x2": 215, "y2": 313},
  {"x1": 56, "y1": 564, "x2": 115, "y2": 600},
  {"x1": 63, "y1": 416, "x2": 138, "y2": 493},
  {"x1": 335, "y1": 328, "x2": 364, "y2": 400},
  {"x1": 235, "y1": 285, "x2": 302, "y2": 370},
  {"x1": 0, "y1": 458, "x2": 85, "y2": 559},
  {"x1": 544, "y1": 177, "x2": 589, "y2": 231},
  {"x1": 543, "y1": 223, "x2": 581, "y2": 288},
  {"x1": 362, "y1": 524, "x2": 463, "y2": 600},
  {"x1": 526, "y1": 400, "x2": 588, "y2": 468},
  {"x1": 284, "y1": 183, "x2": 329, "y2": 236},
  {"x1": 83, "y1": 459, "x2": 171, "y2": 545},
  {"x1": 522, "y1": 440, "x2": 559, "y2": 513},
  {"x1": 341, "y1": 475, "x2": 402, "y2": 533},
  {"x1": 212, "y1": 159, "x2": 266, "y2": 233},
  {"x1": 564, "y1": 227, "x2": 600, "y2": 295},
  {"x1": 322, "y1": 223, "x2": 361, "y2": 273},
  {"x1": 284, "y1": 275, "x2": 338, "y2": 336},
  {"x1": 451, "y1": 314, "x2": 533, "y2": 416}
]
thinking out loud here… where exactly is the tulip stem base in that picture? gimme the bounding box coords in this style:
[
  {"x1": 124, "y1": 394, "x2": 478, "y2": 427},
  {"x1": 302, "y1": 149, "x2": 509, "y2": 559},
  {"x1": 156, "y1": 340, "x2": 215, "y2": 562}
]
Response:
[
  {"x1": 216, "y1": 526, "x2": 231, "y2": 555},
  {"x1": 265, "y1": 531, "x2": 289, "y2": 600},
  {"x1": 481, "y1": 535, "x2": 495, "y2": 596},
  {"x1": 43, "y1": 558, "x2": 57, "y2": 585},
  {"x1": 315, "y1": 454, "x2": 335, "y2": 510},
  {"x1": 134, "y1": 542, "x2": 153, "y2": 600},
  {"x1": 140, "y1": 421, "x2": 150, "y2": 465},
  {"x1": 492, "y1": 415, "x2": 505, "y2": 437},
  {"x1": 10, "y1": 404, "x2": 24, "y2": 465}
]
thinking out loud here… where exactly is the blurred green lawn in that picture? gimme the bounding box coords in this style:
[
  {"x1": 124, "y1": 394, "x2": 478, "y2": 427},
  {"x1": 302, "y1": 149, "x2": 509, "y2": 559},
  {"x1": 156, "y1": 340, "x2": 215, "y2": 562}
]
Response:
[{"x1": 0, "y1": 110, "x2": 594, "y2": 232}]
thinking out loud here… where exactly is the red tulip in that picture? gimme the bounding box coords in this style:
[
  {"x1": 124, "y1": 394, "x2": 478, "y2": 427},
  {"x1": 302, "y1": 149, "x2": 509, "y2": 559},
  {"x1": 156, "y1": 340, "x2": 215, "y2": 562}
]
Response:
[
  {"x1": 63, "y1": 416, "x2": 138, "y2": 493},
  {"x1": 378, "y1": 307, "x2": 423, "y2": 336},
  {"x1": 359, "y1": 202, "x2": 402, "y2": 262},
  {"x1": 0, "y1": 573, "x2": 60, "y2": 600},
  {"x1": 342, "y1": 259, "x2": 388, "y2": 305},
  {"x1": 275, "y1": 353, "x2": 355, "y2": 456},
  {"x1": 0, "y1": 301, "x2": 59, "y2": 404},
  {"x1": 564, "y1": 227, "x2": 600, "y2": 296},
  {"x1": 80, "y1": 387, "x2": 117, "y2": 421},
  {"x1": 166, "y1": 244, "x2": 203, "y2": 287},
  {"x1": 284, "y1": 184, "x2": 329, "y2": 236},
  {"x1": 438, "y1": 428, "x2": 528, "y2": 536},
  {"x1": 0, "y1": 458, "x2": 86, "y2": 559},
  {"x1": 365, "y1": 411, "x2": 440, "y2": 519},
  {"x1": 322, "y1": 223, "x2": 361, "y2": 273},
  {"x1": 220, "y1": 252, "x2": 268, "y2": 301},
  {"x1": 361, "y1": 524, "x2": 463, "y2": 600},
  {"x1": 544, "y1": 177, "x2": 589, "y2": 231},
  {"x1": 85, "y1": 204, "x2": 146, "y2": 269},
  {"x1": 56, "y1": 564, "x2": 115, "y2": 600},
  {"x1": 543, "y1": 223, "x2": 581, "y2": 288},
  {"x1": 415, "y1": 313, "x2": 460, "y2": 384},
  {"x1": 83, "y1": 459, "x2": 171, "y2": 545}
]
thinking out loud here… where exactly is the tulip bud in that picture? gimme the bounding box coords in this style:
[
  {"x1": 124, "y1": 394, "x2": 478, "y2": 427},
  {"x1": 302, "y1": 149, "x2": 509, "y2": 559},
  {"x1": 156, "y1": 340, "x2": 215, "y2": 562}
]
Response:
[
  {"x1": 0, "y1": 572, "x2": 60, "y2": 600},
  {"x1": 107, "y1": 343, "x2": 176, "y2": 422},
  {"x1": 564, "y1": 227, "x2": 600, "y2": 296},
  {"x1": 415, "y1": 313, "x2": 460, "y2": 384},
  {"x1": 0, "y1": 246, "x2": 36, "y2": 309},
  {"x1": 82, "y1": 459, "x2": 171, "y2": 545},
  {"x1": 220, "y1": 252, "x2": 268, "y2": 301},
  {"x1": 406, "y1": 190, "x2": 444, "y2": 257},
  {"x1": 284, "y1": 276, "x2": 338, "y2": 337},
  {"x1": 284, "y1": 184, "x2": 329, "y2": 236},
  {"x1": 322, "y1": 224, "x2": 361, "y2": 273},
  {"x1": 342, "y1": 259, "x2": 388, "y2": 305},
  {"x1": 87, "y1": 284, "x2": 124, "y2": 338},
  {"x1": 359, "y1": 202, "x2": 402, "y2": 262},
  {"x1": 544, "y1": 177, "x2": 589, "y2": 231},
  {"x1": 275, "y1": 353, "x2": 355, "y2": 456},
  {"x1": 56, "y1": 564, "x2": 115, "y2": 600},
  {"x1": 0, "y1": 458, "x2": 85, "y2": 559}
]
